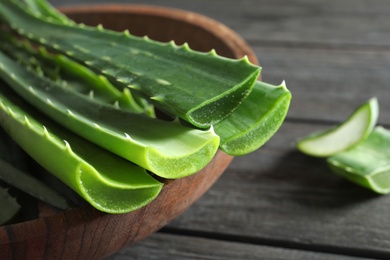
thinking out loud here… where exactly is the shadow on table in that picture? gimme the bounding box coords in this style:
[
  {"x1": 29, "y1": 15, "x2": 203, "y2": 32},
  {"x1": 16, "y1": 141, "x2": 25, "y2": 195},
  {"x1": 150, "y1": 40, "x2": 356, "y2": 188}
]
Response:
[{"x1": 229, "y1": 148, "x2": 383, "y2": 210}]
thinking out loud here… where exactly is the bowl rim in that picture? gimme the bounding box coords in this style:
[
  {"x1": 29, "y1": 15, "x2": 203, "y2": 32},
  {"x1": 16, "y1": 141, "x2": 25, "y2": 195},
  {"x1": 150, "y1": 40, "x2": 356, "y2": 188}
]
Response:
[{"x1": 58, "y1": 3, "x2": 259, "y2": 65}]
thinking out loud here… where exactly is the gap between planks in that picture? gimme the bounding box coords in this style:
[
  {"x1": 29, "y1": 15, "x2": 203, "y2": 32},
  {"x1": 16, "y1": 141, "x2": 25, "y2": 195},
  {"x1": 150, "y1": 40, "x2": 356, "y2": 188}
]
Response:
[
  {"x1": 248, "y1": 39, "x2": 390, "y2": 53},
  {"x1": 159, "y1": 227, "x2": 387, "y2": 259}
]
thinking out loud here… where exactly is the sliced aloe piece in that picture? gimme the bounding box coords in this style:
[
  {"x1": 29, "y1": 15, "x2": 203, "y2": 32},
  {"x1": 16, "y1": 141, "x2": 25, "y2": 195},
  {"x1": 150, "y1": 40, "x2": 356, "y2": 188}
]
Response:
[
  {"x1": 0, "y1": 85, "x2": 163, "y2": 213},
  {"x1": 214, "y1": 81, "x2": 291, "y2": 156},
  {"x1": 296, "y1": 98, "x2": 379, "y2": 157},
  {"x1": 327, "y1": 126, "x2": 390, "y2": 194},
  {"x1": 0, "y1": 187, "x2": 21, "y2": 225},
  {"x1": 0, "y1": 0, "x2": 260, "y2": 128},
  {"x1": 0, "y1": 49, "x2": 219, "y2": 179}
]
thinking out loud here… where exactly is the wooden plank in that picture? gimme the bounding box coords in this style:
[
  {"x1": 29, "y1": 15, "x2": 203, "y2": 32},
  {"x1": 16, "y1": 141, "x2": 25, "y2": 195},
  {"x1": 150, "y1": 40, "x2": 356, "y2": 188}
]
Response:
[
  {"x1": 51, "y1": 0, "x2": 390, "y2": 47},
  {"x1": 254, "y1": 46, "x2": 390, "y2": 124},
  {"x1": 165, "y1": 121, "x2": 390, "y2": 258},
  {"x1": 108, "y1": 232, "x2": 367, "y2": 260}
]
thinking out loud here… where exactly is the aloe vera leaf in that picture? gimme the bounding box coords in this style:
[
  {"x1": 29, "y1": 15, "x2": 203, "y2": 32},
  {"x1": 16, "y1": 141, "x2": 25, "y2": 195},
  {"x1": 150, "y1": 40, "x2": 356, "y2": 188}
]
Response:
[
  {"x1": 3, "y1": 21, "x2": 155, "y2": 116},
  {"x1": 0, "y1": 119, "x2": 29, "y2": 170},
  {"x1": 296, "y1": 97, "x2": 379, "y2": 157},
  {"x1": 0, "y1": 186, "x2": 20, "y2": 225},
  {"x1": 35, "y1": 45, "x2": 153, "y2": 115},
  {"x1": 0, "y1": 0, "x2": 261, "y2": 128},
  {"x1": 0, "y1": 158, "x2": 71, "y2": 210},
  {"x1": 214, "y1": 81, "x2": 291, "y2": 156},
  {"x1": 0, "y1": 85, "x2": 164, "y2": 213},
  {"x1": 1, "y1": 38, "x2": 152, "y2": 115},
  {"x1": 0, "y1": 50, "x2": 220, "y2": 179},
  {"x1": 327, "y1": 126, "x2": 390, "y2": 194}
]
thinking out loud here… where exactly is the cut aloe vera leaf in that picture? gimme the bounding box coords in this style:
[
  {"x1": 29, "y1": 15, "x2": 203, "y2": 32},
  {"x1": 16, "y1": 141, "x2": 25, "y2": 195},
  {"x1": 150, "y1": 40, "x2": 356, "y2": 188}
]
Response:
[
  {"x1": 327, "y1": 126, "x2": 390, "y2": 194},
  {"x1": 214, "y1": 81, "x2": 291, "y2": 156},
  {"x1": 0, "y1": 158, "x2": 71, "y2": 210},
  {"x1": 0, "y1": 50, "x2": 219, "y2": 179},
  {"x1": 0, "y1": 36, "x2": 151, "y2": 115},
  {"x1": 0, "y1": 0, "x2": 261, "y2": 128},
  {"x1": 0, "y1": 85, "x2": 163, "y2": 213},
  {"x1": 296, "y1": 97, "x2": 379, "y2": 157},
  {"x1": 0, "y1": 186, "x2": 21, "y2": 225}
]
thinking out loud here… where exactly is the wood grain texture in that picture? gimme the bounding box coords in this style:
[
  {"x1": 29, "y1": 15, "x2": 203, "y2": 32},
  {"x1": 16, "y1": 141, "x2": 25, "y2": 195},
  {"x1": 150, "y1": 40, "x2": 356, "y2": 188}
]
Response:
[
  {"x1": 256, "y1": 46, "x2": 390, "y2": 124},
  {"x1": 108, "y1": 232, "x2": 369, "y2": 260}
]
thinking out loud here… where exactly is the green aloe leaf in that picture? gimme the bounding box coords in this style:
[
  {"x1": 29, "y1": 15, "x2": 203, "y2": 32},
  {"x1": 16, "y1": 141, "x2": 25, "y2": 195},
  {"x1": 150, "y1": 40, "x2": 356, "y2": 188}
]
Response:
[
  {"x1": 0, "y1": 49, "x2": 220, "y2": 179},
  {"x1": 0, "y1": 0, "x2": 261, "y2": 128},
  {"x1": 0, "y1": 85, "x2": 163, "y2": 213},
  {"x1": 215, "y1": 81, "x2": 291, "y2": 155},
  {"x1": 0, "y1": 186, "x2": 20, "y2": 225},
  {"x1": 296, "y1": 98, "x2": 378, "y2": 157},
  {"x1": 0, "y1": 37, "x2": 153, "y2": 115},
  {"x1": 0, "y1": 158, "x2": 71, "y2": 210},
  {"x1": 327, "y1": 126, "x2": 390, "y2": 194}
]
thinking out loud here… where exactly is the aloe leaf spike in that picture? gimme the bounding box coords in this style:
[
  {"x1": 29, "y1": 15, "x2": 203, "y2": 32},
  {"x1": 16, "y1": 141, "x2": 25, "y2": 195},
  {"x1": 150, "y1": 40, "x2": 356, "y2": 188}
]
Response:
[
  {"x1": 214, "y1": 81, "x2": 291, "y2": 155},
  {"x1": 0, "y1": 0, "x2": 261, "y2": 128},
  {"x1": 0, "y1": 50, "x2": 219, "y2": 179},
  {"x1": 0, "y1": 85, "x2": 163, "y2": 213}
]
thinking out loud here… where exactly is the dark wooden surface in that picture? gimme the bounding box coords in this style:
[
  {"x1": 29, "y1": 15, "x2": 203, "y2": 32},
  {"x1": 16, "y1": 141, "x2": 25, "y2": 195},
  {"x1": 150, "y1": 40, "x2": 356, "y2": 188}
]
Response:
[{"x1": 50, "y1": 0, "x2": 390, "y2": 259}]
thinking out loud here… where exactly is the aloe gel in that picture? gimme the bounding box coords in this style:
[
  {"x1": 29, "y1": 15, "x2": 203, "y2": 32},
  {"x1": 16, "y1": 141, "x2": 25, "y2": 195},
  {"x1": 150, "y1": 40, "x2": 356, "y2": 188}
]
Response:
[
  {"x1": 215, "y1": 81, "x2": 291, "y2": 155},
  {"x1": 296, "y1": 98, "x2": 378, "y2": 157},
  {"x1": 328, "y1": 127, "x2": 390, "y2": 194}
]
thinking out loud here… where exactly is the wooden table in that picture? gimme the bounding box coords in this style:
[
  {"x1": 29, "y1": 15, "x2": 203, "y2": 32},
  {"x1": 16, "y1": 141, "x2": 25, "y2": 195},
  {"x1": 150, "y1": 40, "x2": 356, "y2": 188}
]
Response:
[{"x1": 50, "y1": 1, "x2": 390, "y2": 259}]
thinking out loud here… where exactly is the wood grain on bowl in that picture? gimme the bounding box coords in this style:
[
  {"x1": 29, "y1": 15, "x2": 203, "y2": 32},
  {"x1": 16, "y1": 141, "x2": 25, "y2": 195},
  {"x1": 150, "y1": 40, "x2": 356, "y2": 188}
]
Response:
[{"x1": 0, "y1": 4, "x2": 257, "y2": 259}]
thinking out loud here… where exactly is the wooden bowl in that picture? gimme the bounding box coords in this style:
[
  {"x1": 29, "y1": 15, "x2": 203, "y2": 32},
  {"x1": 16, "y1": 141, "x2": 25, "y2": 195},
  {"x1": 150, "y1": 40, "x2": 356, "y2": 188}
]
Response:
[{"x1": 0, "y1": 4, "x2": 258, "y2": 259}]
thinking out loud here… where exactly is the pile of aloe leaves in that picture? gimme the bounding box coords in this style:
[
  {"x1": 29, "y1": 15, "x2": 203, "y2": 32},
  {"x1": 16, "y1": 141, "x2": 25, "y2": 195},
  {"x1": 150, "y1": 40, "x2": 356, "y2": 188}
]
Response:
[{"x1": 0, "y1": 0, "x2": 291, "y2": 224}]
